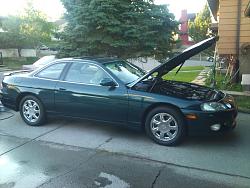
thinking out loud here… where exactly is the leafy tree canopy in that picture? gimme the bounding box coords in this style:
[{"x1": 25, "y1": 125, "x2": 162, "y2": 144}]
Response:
[
  {"x1": 59, "y1": 0, "x2": 178, "y2": 60},
  {"x1": 0, "y1": 3, "x2": 56, "y2": 56},
  {"x1": 188, "y1": 4, "x2": 212, "y2": 43},
  {"x1": 20, "y1": 4, "x2": 56, "y2": 47}
]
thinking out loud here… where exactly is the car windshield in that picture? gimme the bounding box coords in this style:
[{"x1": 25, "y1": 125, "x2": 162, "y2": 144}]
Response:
[{"x1": 104, "y1": 61, "x2": 146, "y2": 84}]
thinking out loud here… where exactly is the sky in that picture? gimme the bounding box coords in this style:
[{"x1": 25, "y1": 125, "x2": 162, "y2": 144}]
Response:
[{"x1": 0, "y1": 0, "x2": 207, "y2": 21}]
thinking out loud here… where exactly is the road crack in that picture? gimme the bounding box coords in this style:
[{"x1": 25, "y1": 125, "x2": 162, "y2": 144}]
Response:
[
  {"x1": 151, "y1": 166, "x2": 165, "y2": 188},
  {"x1": 0, "y1": 123, "x2": 66, "y2": 157},
  {"x1": 37, "y1": 151, "x2": 99, "y2": 188},
  {"x1": 96, "y1": 137, "x2": 113, "y2": 149}
]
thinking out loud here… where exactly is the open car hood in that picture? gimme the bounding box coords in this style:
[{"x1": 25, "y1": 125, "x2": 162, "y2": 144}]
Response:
[{"x1": 131, "y1": 36, "x2": 218, "y2": 86}]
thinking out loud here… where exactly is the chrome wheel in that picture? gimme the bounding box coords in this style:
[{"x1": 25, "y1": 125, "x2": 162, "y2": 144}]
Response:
[
  {"x1": 150, "y1": 113, "x2": 178, "y2": 142},
  {"x1": 22, "y1": 99, "x2": 40, "y2": 123}
]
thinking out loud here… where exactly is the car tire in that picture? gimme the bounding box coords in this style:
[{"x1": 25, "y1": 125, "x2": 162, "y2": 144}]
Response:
[
  {"x1": 19, "y1": 95, "x2": 46, "y2": 126},
  {"x1": 145, "y1": 106, "x2": 186, "y2": 146}
]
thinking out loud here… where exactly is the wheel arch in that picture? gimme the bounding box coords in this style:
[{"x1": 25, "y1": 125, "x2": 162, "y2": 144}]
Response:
[
  {"x1": 141, "y1": 102, "x2": 185, "y2": 129},
  {"x1": 16, "y1": 92, "x2": 43, "y2": 111}
]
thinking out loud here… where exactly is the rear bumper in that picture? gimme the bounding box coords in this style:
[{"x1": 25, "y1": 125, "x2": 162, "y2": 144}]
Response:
[
  {"x1": 183, "y1": 109, "x2": 237, "y2": 136},
  {"x1": 0, "y1": 89, "x2": 2, "y2": 100},
  {"x1": 0, "y1": 89, "x2": 17, "y2": 111}
]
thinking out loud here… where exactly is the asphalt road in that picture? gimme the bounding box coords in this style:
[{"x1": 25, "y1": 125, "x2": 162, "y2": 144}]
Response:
[{"x1": 0, "y1": 110, "x2": 250, "y2": 188}]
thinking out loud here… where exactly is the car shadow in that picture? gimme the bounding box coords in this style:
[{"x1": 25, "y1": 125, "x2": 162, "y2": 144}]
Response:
[
  {"x1": 48, "y1": 116, "x2": 242, "y2": 148},
  {"x1": 48, "y1": 116, "x2": 143, "y2": 134},
  {"x1": 183, "y1": 131, "x2": 240, "y2": 147}
]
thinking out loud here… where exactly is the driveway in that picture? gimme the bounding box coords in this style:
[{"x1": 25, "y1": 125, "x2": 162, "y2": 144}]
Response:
[{"x1": 0, "y1": 111, "x2": 250, "y2": 187}]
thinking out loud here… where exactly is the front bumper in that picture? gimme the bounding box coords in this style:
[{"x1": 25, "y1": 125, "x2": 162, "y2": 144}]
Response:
[{"x1": 183, "y1": 109, "x2": 237, "y2": 136}]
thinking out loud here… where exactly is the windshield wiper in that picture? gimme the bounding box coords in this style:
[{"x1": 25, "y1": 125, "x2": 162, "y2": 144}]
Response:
[{"x1": 175, "y1": 61, "x2": 185, "y2": 75}]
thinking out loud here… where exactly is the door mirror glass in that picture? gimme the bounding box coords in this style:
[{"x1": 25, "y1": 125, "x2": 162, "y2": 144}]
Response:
[{"x1": 100, "y1": 78, "x2": 117, "y2": 87}]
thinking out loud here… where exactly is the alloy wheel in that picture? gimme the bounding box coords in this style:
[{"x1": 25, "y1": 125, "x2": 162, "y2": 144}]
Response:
[
  {"x1": 22, "y1": 99, "x2": 40, "y2": 123},
  {"x1": 150, "y1": 113, "x2": 178, "y2": 142}
]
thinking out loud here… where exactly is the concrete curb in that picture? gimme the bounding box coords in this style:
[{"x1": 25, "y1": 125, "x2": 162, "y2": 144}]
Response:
[{"x1": 222, "y1": 90, "x2": 250, "y2": 97}]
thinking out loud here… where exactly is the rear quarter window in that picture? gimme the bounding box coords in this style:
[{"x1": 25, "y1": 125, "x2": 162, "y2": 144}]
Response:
[{"x1": 36, "y1": 63, "x2": 66, "y2": 80}]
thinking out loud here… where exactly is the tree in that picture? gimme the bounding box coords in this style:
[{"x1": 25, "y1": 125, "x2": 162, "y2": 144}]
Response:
[
  {"x1": 59, "y1": 0, "x2": 178, "y2": 60},
  {"x1": 188, "y1": 4, "x2": 212, "y2": 43},
  {"x1": 21, "y1": 3, "x2": 56, "y2": 48},
  {"x1": 0, "y1": 17, "x2": 2, "y2": 28},
  {"x1": 0, "y1": 3, "x2": 56, "y2": 57},
  {"x1": 0, "y1": 16, "x2": 27, "y2": 57}
]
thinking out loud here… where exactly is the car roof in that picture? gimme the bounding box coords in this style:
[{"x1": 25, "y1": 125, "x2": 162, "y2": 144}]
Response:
[
  {"x1": 72, "y1": 56, "x2": 121, "y2": 64},
  {"x1": 35, "y1": 57, "x2": 122, "y2": 72}
]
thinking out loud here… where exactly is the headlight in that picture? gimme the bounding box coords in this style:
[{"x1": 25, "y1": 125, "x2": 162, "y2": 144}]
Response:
[{"x1": 201, "y1": 102, "x2": 228, "y2": 112}]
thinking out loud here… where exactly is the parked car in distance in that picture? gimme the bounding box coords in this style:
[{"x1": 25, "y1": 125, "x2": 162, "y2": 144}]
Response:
[
  {"x1": 206, "y1": 55, "x2": 225, "y2": 63},
  {"x1": 38, "y1": 45, "x2": 50, "y2": 50},
  {"x1": 0, "y1": 37, "x2": 238, "y2": 146},
  {"x1": 206, "y1": 56, "x2": 214, "y2": 62},
  {"x1": 22, "y1": 55, "x2": 56, "y2": 71},
  {"x1": 1, "y1": 55, "x2": 56, "y2": 88}
]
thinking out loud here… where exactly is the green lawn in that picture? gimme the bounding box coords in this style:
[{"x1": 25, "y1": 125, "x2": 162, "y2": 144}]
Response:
[
  {"x1": 207, "y1": 73, "x2": 243, "y2": 92},
  {"x1": 235, "y1": 96, "x2": 250, "y2": 113},
  {"x1": 163, "y1": 66, "x2": 204, "y2": 82},
  {"x1": 2, "y1": 57, "x2": 39, "y2": 70},
  {"x1": 206, "y1": 72, "x2": 250, "y2": 111}
]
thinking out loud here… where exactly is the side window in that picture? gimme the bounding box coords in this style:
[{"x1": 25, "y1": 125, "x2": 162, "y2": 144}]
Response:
[
  {"x1": 64, "y1": 62, "x2": 110, "y2": 85},
  {"x1": 36, "y1": 63, "x2": 66, "y2": 80}
]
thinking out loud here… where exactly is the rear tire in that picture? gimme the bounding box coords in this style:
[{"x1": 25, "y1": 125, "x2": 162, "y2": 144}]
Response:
[
  {"x1": 19, "y1": 95, "x2": 46, "y2": 126},
  {"x1": 145, "y1": 106, "x2": 186, "y2": 146}
]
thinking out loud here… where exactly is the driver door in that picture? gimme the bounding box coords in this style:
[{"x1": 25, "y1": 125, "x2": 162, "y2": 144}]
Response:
[{"x1": 54, "y1": 61, "x2": 128, "y2": 124}]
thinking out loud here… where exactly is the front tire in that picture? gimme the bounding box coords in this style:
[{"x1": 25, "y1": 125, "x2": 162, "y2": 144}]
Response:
[
  {"x1": 145, "y1": 106, "x2": 186, "y2": 146},
  {"x1": 19, "y1": 95, "x2": 46, "y2": 126}
]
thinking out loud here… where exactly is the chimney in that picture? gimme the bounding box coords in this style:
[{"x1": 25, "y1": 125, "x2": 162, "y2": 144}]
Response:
[{"x1": 180, "y1": 9, "x2": 188, "y2": 22}]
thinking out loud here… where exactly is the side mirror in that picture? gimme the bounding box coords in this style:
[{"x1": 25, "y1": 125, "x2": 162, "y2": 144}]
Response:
[{"x1": 100, "y1": 78, "x2": 117, "y2": 87}]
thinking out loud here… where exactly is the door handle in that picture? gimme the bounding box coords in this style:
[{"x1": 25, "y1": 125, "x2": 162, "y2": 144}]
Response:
[{"x1": 58, "y1": 88, "x2": 67, "y2": 91}]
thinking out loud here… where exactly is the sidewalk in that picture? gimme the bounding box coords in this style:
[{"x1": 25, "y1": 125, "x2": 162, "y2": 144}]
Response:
[
  {"x1": 191, "y1": 68, "x2": 210, "y2": 85},
  {"x1": 222, "y1": 90, "x2": 250, "y2": 97},
  {"x1": 191, "y1": 69, "x2": 250, "y2": 96}
]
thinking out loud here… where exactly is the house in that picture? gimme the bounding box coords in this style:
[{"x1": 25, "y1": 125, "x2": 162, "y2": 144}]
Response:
[
  {"x1": 245, "y1": 0, "x2": 250, "y2": 17},
  {"x1": 179, "y1": 10, "x2": 196, "y2": 46},
  {"x1": 207, "y1": 0, "x2": 250, "y2": 86}
]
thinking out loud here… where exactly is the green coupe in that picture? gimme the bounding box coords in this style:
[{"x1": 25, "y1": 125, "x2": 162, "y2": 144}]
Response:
[{"x1": 0, "y1": 37, "x2": 237, "y2": 146}]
